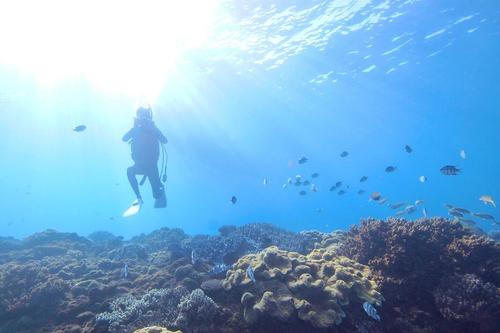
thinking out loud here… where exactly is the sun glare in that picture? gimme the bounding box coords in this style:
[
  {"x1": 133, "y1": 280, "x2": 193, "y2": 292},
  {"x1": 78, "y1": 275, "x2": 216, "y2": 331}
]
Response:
[{"x1": 0, "y1": 0, "x2": 220, "y2": 100}]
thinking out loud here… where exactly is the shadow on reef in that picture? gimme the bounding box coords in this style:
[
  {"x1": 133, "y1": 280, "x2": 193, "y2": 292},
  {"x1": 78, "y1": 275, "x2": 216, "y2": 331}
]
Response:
[{"x1": 0, "y1": 219, "x2": 498, "y2": 333}]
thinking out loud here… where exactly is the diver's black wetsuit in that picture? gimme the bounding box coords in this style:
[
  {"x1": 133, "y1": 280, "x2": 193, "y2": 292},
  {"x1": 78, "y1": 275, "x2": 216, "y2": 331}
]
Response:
[{"x1": 123, "y1": 119, "x2": 167, "y2": 200}]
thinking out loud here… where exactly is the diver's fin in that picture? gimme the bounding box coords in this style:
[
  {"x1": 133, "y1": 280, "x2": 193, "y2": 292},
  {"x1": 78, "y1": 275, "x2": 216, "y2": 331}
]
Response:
[
  {"x1": 154, "y1": 189, "x2": 167, "y2": 209},
  {"x1": 123, "y1": 199, "x2": 142, "y2": 217}
]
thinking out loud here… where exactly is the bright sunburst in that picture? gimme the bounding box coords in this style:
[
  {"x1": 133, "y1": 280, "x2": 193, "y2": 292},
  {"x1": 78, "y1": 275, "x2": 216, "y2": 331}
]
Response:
[{"x1": 0, "y1": 0, "x2": 220, "y2": 100}]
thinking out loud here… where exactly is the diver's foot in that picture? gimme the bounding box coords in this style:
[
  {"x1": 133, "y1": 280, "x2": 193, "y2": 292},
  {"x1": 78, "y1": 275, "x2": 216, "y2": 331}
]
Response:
[{"x1": 134, "y1": 197, "x2": 144, "y2": 206}]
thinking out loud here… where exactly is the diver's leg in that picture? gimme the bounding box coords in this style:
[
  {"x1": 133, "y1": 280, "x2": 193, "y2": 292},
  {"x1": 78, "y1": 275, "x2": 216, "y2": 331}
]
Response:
[
  {"x1": 127, "y1": 165, "x2": 142, "y2": 200},
  {"x1": 148, "y1": 164, "x2": 164, "y2": 199}
]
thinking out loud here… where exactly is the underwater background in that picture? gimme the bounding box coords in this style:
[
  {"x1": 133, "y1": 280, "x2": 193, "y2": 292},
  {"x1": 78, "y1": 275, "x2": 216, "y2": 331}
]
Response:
[
  {"x1": 0, "y1": 1, "x2": 499, "y2": 333},
  {"x1": 1, "y1": 0, "x2": 499, "y2": 239}
]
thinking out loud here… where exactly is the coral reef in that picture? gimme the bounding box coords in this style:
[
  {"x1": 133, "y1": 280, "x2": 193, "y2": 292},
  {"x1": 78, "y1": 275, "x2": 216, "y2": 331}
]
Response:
[
  {"x1": 96, "y1": 288, "x2": 218, "y2": 333},
  {"x1": 222, "y1": 246, "x2": 383, "y2": 328},
  {"x1": 133, "y1": 327, "x2": 181, "y2": 333},
  {"x1": 339, "y1": 217, "x2": 500, "y2": 333},
  {"x1": 0, "y1": 220, "x2": 498, "y2": 333}
]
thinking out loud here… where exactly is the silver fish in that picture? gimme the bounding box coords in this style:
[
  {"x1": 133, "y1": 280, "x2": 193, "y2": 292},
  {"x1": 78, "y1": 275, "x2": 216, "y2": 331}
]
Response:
[
  {"x1": 246, "y1": 266, "x2": 256, "y2": 283},
  {"x1": 363, "y1": 302, "x2": 380, "y2": 321},
  {"x1": 448, "y1": 209, "x2": 464, "y2": 218},
  {"x1": 191, "y1": 250, "x2": 198, "y2": 265},
  {"x1": 391, "y1": 202, "x2": 406, "y2": 210},
  {"x1": 405, "y1": 205, "x2": 416, "y2": 214},
  {"x1": 422, "y1": 208, "x2": 428, "y2": 217},
  {"x1": 473, "y1": 213, "x2": 495, "y2": 220},
  {"x1": 209, "y1": 263, "x2": 230, "y2": 276},
  {"x1": 122, "y1": 264, "x2": 129, "y2": 279},
  {"x1": 338, "y1": 190, "x2": 346, "y2": 195},
  {"x1": 453, "y1": 207, "x2": 471, "y2": 215}
]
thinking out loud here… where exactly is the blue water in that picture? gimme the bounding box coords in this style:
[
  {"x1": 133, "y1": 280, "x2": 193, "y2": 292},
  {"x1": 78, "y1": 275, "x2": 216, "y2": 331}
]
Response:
[{"x1": 0, "y1": 0, "x2": 499, "y2": 239}]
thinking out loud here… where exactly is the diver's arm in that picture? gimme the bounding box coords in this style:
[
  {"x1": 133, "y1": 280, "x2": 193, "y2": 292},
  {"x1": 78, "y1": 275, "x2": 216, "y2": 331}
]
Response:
[
  {"x1": 122, "y1": 128, "x2": 134, "y2": 142},
  {"x1": 155, "y1": 127, "x2": 168, "y2": 144}
]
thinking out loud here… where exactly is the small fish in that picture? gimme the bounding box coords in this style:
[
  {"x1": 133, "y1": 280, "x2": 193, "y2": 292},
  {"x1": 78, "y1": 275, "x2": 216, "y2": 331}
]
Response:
[
  {"x1": 390, "y1": 202, "x2": 406, "y2": 210},
  {"x1": 358, "y1": 190, "x2": 366, "y2": 195},
  {"x1": 394, "y1": 210, "x2": 406, "y2": 216},
  {"x1": 294, "y1": 180, "x2": 302, "y2": 186},
  {"x1": 311, "y1": 173, "x2": 319, "y2": 178},
  {"x1": 440, "y1": 165, "x2": 460, "y2": 175},
  {"x1": 310, "y1": 184, "x2": 318, "y2": 192},
  {"x1": 338, "y1": 190, "x2": 346, "y2": 195},
  {"x1": 371, "y1": 192, "x2": 382, "y2": 201},
  {"x1": 246, "y1": 266, "x2": 256, "y2": 283},
  {"x1": 73, "y1": 125, "x2": 87, "y2": 132},
  {"x1": 298, "y1": 157, "x2": 308, "y2": 164},
  {"x1": 385, "y1": 166, "x2": 397, "y2": 173},
  {"x1": 460, "y1": 149, "x2": 466, "y2": 159},
  {"x1": 316, "y1": 208, "x2": 323, "y2": 213},
  {"x1": 287, "y1": 178, "x2": 293, "y2": 185},
  {"x1": 473, "y1": 213, "x2": 495, "y2": 220},
  {"x1": 282, "y1": 184, "x2": 288, "y2": 189},
  {"x1": 335, "y1": 181, "x2": 342, "y2": 188},
  {"x1": 303, "y1": 180, "x2": 311, "y2": 186},
  {"x1": 404, "y1": 145, "x2": 412, "y2": 153},
  {"x1": 479, "y1": 195, "x2": 496, "y2": 207},
  {"x1": 299, "y1": 191, "x2": 307, "y2": 196},
  {"x1": 191, "y1": 250, "x2": 198, "y2": 265},
  {"x1": 419, "y1": 176, "x2": 427, "y2": 183},
  {"x1": 121, "y1": 264, "x2": 129, "y2": 279},
  {"x1": 378, "y1": 198, "x2": 388, "y2": 205},
  {"x1": 405, "y1": 205, "x2": 416, "y2": 214},
  {"x1": 363, "y1": 302, "x2": 380, "y2": 321},
  {"x1": 209, "y1": 263, "x2": 230, "y2": 276},
  {"x1": 453, "y1": 207, "x2": 471, "y2": 215},
  {"x1": 263, "y1": 178, "x2": 268, "y2": 186},
  {"x1": 360, "y1": 176, "x2": 368, "y2": 183},
  {"x1": 230, "y1": 196, "x2": 237, "y2": 204},
  {"x1": 458, "y1": 218, "x2": 476, "y2": 226},
  {"x1": 329, "y1": 186, "x2": 337, "y2": 192},
  {"x1": 422, "y1": 207, "x2": 428, "y2": 217},
  {"x1": 448, "y1": 209, "x2": 464, "y2": 218},
  {"x1": 444, "y1": 203, "x2": 454, "y2": 209},
  {"x1": 414, "y1": 200, "x2": 424, "y2": 206},
  {"x1": 340, "y1": 151, "x2": 349, "y2": 158}
]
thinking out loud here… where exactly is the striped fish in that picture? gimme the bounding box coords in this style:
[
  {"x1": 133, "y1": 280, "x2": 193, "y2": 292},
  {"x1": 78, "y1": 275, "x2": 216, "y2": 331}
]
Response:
[{"x1": 363, "y1": 302, "x2": 381, "y2": 321}]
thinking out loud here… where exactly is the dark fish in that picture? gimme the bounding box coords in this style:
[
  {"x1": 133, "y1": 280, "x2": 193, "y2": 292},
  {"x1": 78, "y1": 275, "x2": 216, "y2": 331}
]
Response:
[
  {"x1": 440, "y1": 165, "x2": 460, "y2": 175},
  {"x1": 298, "y1": 157, "x2": 308, "y2": 164},
  {"x1": 336, "y1": 181, "x2": 342, "y2": 187},
  {"x1": 371, "y1": 192, "x2": 382, "y2": 201},
  {"x1": 73, "y1": 125, "x2": 87, "y2": 132},
  {"x1": 358, "y1": 190, "x2": 365, "y2": 195},
  {"x1": 230, "y1": 196, "x2": 237, "y2": 204},
  {"x1": 404, "y1": 145, "x2": 412, "y2": 153},
  {"x1": 303, "y1": 180, "x2": 311, "y2": 186},
  {"x1": 329, "y1": 186, "x2": 337, "y2": 192},
  {"x1": 363, "y1": 302, "x2": 380, "y2": 321},
  {"x1": 340, "y1": 151, "x2": 349, "y2": 158},
  {"x1": 444, "y1": 203, "x2": 454, "y2": 209},
  {"x1": 360, "y1": 176, "x2": 368, "y2": 182},
  {"x1": 338, "y1": 190, "x2": 346, "y2": 195},
  {"x1": 473, "y1": 213, "x2": 495, "y2": 220},
  {"x1": 390, "y1": 202, "x2": 406, "y2": 210},
  {"x1": 299, "y1": 191, "x2": 307, "y2": 196},
  {"x1": 385, "y1": 166, "x2": 397, "y2": 173},
  {"x1": 311, "y1": 173, "x2": 319, "y2": 178}
]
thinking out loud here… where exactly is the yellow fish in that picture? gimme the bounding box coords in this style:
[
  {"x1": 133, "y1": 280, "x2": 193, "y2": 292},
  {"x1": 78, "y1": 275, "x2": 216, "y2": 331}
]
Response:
[{"x1": 479, "y1": 195, "x2": 496, "y2": 208}]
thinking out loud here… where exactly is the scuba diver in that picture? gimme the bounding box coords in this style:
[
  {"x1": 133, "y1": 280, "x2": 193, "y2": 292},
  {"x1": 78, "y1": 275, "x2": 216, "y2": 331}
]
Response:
[{"x1": 123, "y1": 105, "x2": 168, "y2": 210}]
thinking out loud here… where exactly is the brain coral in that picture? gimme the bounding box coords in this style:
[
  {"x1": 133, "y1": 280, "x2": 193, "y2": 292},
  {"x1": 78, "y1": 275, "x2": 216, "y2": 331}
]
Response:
[{"x1": 222, "y1": 246, "x2": 383, "y2": 328}]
